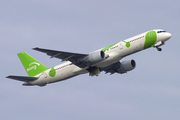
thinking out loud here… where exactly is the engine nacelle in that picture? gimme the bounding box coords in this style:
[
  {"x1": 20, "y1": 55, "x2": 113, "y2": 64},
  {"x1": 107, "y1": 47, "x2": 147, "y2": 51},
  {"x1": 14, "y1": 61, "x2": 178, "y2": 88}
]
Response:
[
  {"x1": 88, "y1": 50, "x2": 105, "y2": 64},
  {"x1": 117, "y1": 60, "x2": 136, "y2": 74}
]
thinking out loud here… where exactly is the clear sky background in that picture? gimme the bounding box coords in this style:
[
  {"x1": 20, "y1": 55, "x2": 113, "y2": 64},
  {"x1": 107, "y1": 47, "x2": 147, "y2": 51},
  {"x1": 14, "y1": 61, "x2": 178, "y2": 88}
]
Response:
[{"x1": 1, "y1": 0, "x2": 180, "y2": 120}]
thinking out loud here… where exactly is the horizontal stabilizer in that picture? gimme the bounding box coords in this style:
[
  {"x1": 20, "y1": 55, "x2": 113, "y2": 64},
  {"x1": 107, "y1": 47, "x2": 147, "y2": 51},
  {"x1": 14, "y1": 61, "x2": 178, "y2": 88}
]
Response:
[{"x1": 6, "y1": 75, "x2": 38, "y2": 82}]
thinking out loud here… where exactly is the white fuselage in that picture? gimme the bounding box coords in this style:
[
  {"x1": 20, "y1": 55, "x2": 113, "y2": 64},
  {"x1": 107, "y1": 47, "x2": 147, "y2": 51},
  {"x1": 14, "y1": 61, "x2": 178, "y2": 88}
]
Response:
[{"x1": 30, "y1": 29, "x2": 171, "y2": 86}]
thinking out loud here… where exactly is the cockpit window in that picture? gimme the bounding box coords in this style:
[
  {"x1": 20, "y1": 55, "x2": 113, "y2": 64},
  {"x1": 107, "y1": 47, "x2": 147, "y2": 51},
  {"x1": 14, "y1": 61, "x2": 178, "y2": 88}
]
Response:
[{"x1": 157, "y1": 31, "x2": 166, "y2": 33}]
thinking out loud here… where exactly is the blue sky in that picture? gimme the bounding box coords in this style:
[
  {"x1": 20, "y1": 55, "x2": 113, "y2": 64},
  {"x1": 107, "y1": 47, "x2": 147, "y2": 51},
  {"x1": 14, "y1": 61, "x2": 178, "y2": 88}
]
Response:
[{"x1": 1, "y1": 0, "x2": 180, "y2": 120}]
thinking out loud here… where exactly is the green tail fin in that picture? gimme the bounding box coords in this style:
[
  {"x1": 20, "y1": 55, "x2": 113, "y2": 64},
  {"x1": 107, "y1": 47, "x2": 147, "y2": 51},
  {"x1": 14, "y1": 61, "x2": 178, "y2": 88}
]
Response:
[{"x1": 18, "y1": 52, "x2": 49, "y2": 77}]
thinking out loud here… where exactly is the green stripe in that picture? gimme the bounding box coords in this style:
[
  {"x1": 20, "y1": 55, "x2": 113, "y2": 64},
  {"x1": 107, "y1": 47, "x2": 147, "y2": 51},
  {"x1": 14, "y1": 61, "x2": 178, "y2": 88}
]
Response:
[{"x1": 101, "y1": 43, "x2": 118, "y2": 52}]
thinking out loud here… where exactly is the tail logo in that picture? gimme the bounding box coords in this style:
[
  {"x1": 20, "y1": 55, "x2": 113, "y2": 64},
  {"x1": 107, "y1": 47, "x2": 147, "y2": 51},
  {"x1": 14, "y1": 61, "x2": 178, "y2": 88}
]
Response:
[{"x1": 27, "y1": 62, "x2": 40, "y2": 72}]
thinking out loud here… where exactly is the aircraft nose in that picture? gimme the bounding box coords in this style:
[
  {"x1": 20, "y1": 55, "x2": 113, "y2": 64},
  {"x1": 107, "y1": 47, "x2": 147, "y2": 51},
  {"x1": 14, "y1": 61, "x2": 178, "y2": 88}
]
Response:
[{"x1": 166, "y1": 32, "x2": 171, "y2": 39}]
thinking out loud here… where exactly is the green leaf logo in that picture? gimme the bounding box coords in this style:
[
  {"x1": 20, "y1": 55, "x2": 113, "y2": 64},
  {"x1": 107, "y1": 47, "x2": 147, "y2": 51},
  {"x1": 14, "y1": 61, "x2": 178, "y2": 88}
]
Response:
[
  {"x1": 123, "y1": 41, "x2": 130, "y2": 48},
  {"x1": 49, "y1": 67, "x2": 56, "y2": 77}
]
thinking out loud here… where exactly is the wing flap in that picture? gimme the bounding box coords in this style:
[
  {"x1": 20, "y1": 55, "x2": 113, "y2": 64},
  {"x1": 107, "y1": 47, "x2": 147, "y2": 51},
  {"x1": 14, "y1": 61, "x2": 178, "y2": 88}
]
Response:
[
  {"x1": 102, "y1": 62, "x2": 121, "y2": 74},
  {"x1": 6, "y1": 75, "x2": 38, "y2": 82}
]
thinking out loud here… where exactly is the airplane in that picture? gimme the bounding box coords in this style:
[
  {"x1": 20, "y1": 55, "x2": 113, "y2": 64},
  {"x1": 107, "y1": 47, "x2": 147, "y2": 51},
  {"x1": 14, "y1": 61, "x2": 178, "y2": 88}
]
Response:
[{"x1": 6, "y1": 29, "x2": 171, "y2": 86}]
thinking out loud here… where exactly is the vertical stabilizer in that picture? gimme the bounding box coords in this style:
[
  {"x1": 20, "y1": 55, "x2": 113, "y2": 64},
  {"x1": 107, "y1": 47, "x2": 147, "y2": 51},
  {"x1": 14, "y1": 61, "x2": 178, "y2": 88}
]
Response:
[{"x1": 18, "y1": 52, "x2": 49, "y2": 77}]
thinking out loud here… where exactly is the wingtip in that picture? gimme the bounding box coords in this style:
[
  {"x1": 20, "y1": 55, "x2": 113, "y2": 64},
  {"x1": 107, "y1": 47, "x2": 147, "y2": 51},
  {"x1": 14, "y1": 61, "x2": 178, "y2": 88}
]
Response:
[
  {"x1": 32, "y1": 47, "x2": 39, "y2": 50},
  {"x1": 6, "y1": 75, "x2": 10, "y2": 78}
]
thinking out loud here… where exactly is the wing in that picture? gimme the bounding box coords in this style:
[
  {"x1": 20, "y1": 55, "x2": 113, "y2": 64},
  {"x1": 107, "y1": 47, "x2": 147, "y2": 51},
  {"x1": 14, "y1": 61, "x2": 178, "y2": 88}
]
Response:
[
  {"x1": 101, "y1": 62, "x2": 121, "y2": 74},
  {"x1": 33, "y1": 47, "x2": 89, "y2": 68},
  {"x1": 6, "y1": 75, "x2": 38, "y2": 82}
]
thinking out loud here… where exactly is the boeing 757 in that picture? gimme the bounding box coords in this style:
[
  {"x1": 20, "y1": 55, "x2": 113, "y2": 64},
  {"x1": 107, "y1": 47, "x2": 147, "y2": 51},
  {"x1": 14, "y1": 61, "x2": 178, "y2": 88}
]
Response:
[{"x1": 6, "y1": 29, "x2": 171, "y2": 86}]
